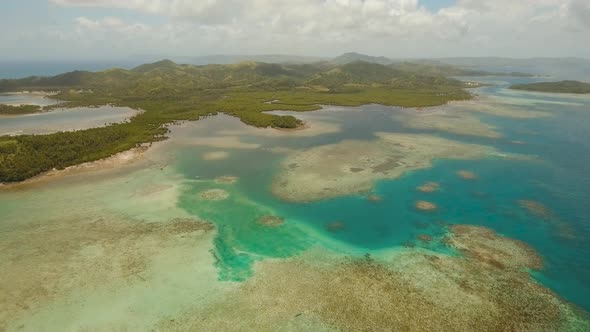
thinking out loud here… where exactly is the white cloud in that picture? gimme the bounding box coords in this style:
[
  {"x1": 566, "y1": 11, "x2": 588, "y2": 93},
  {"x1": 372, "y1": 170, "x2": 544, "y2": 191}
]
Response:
[
  {"x1": 566, "y1": 0, "x2": 590, "y2": 28},
  {"x1": 75, "y1": 16, "x2": 149, "y2": 33},
  {"x1": 13, "y1": 0, "x2": 588, "y2": 58}
]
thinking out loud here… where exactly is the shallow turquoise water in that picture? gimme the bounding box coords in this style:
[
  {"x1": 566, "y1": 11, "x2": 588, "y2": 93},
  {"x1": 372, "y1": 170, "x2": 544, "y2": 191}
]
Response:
[{"x1": 173, "y1": 75, "x2": 590, "y2": 310}]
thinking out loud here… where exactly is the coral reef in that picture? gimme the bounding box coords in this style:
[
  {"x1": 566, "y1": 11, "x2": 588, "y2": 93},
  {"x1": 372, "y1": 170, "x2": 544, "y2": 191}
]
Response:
[
  {"x1": 417, "y1": 234, "x2": 433, "y2": 242},
  {"x1": 417, "y1": 181, "x2": 440, "y2": 193},
  {"x1": 518, "y1": 200, "x2": 575, "y2": 240},
  {"x1": 257, "y1": 215, "x2": 285, "y2": 227},
  {"x1": 456, "y1": 170, "x2": 478, "y2": 180},
  {"x1": 415, "y1": 200, "x2": 437, "y2": 211},
  {"x1": 325, "y1": 221, "x2": 346, "y2": 232},
  {"x1": 273, "y1": 133, "x2": 509, "y2": 202},
  {"x1": 445, "y1": 225, "x2": 542, "y2": 270},
  {"x1": 518, "y1": 199, "x2": 553, "y2": 219},
  {"x1": 199, "y1": 189, "x2": 230, "y2": 201},
  {"x1": 214, "y1": 175, "x2": 239, "y2": 184},
  {"x1": 162, "y1": 226, "x2": 588, "y2": 331}
]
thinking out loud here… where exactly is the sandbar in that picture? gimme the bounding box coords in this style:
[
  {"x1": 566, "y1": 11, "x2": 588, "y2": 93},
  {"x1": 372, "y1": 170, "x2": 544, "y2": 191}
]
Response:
[{"x1": 203, "y1": 151, "x2": 230, "y2": 160}]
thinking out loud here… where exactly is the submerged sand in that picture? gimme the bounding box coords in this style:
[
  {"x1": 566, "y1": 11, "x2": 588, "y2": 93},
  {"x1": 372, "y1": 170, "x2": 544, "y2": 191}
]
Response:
[
  {"x1": 448, "y1": 97, "x2": 553, "y2": 119},
  {"x1": 0, "y1": 214, "x2": 220, "y2": 331},
  {"x1": 392, "y1": 110, "x2": 502, "y2": 138},
  {"x1": 389, "y1": 95, "x2": 557, "y2": 139},
  {"x1": 272, "y1": 132, "x2": 516, "y2": 202},
  {"x1": 203, "y1": 151, "x2": 230, "y2": 160},
  {"x1": 518, "y1": 199, "x2": 576, "y2": 240}
]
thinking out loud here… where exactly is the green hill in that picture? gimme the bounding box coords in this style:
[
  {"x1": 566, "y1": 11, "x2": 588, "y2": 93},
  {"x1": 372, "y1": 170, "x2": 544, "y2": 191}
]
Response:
[
  {"x1": 132, "y1": 59, "x2": 180, "y2": 72},
  {"x1": 331, "y1": 52, "x2": 393, "y2": 65}
]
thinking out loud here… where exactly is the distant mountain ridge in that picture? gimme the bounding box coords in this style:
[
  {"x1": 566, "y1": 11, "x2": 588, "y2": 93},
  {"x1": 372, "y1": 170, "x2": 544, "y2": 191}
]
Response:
[
  {"x1": 0, "y1": 56, "x2": 538, "y2": 93},
  {"x1": 0, "y1": 58, "x2": 472, "y2": 94},
  {"x1": 173, "y1": 54, "x2": 327, "y2": 65},
  {"x1": 330, "y1": 52, "x2": 393, "y2": 65}
]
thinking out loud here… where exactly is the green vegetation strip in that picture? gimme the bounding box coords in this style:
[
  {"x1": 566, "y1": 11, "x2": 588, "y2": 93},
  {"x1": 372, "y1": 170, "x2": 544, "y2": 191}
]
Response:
[
  {"x1": 0, "y1": 104, "x2": 42, "y2": 115},
  {"x1": 510, "y1": 80, "x2": 590, "y2": 94}
]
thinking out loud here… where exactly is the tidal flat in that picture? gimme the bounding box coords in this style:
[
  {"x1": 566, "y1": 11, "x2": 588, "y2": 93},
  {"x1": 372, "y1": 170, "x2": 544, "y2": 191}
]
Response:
[{"x1": 1, "y1": 74, "x2": 590, "y2": 331}]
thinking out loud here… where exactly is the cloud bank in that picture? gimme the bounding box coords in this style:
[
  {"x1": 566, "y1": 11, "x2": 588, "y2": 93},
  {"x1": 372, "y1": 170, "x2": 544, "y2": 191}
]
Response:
[{"x1": 3, "y1": 0, "x2": 589, "y2": 59}]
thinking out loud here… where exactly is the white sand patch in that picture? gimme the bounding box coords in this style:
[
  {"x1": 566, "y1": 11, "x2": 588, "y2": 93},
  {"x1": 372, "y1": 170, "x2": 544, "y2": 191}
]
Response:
[
  {"x1": 187, "y1": 136, "x2": 260, "y2": 149},
  {"x1": 203, "y1": 151, "x2": 230, "y2": 160},
  {"x1": 214, "y1": 175, "x2": 239, "y2": 184}
]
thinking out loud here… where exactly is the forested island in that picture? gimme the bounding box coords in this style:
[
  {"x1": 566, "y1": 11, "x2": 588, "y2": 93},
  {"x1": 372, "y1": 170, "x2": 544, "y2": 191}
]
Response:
[
  {"x1": 510, "y1": 80, "x2": 590, "y2": 94},
  {"x1": 0, "y1": 59, "x2": 495, "y2": 182}
]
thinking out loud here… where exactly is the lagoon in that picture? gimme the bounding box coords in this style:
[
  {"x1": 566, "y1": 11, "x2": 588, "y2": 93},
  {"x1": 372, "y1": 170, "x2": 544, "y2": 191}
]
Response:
[
  {"x1": 0, "y1": 105, "x2": 140, "y2": 135},
  {"x1": 1, "y1": 73, "x2": 589, "y2": 330}
]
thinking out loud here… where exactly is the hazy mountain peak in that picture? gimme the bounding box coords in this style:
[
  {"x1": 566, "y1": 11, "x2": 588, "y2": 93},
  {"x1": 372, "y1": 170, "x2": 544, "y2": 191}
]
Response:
[{"x1": 331, "y1": 52, "x2": 393, "y2": 65}]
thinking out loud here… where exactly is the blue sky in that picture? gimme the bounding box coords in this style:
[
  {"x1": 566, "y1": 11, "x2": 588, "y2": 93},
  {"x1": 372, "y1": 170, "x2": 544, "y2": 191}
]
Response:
[
  {"x1": 1, "y1": 0, "x2": 589, "y2": 60},
  {"x1": 421, "y1": 0, "x2": 456, "y2": 11}
]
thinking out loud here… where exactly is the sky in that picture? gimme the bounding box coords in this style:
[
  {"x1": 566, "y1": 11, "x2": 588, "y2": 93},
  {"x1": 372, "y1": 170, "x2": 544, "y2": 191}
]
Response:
[{"x1": 1, "y1": 0, "x2": 589, "y2": 61}]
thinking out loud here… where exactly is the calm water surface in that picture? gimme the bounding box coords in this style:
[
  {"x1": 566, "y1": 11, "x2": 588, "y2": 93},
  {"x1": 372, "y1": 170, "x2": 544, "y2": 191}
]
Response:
[
  {"x1": 0, "y1": 92, "x2": 62, "y2": 106},
  {"x1": 0, "y1": 105, "x2": 140, "y2": 135}
]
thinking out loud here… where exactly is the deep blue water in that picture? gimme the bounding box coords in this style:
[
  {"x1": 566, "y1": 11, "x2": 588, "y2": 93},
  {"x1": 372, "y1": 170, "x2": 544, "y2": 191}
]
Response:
[{"x1": 0, "y1": 61, "x2": 140, "y2": 79}]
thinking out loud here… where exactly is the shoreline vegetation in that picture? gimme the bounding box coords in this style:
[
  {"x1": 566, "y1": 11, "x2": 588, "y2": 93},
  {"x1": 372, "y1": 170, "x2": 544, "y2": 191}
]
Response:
[
  {"x1": 0, "y1": 104, "x2": 42, "y2": 115},
  {"x1": 0, "y1": 145, "x2": 150, "y2": 189},
  {"x1": 510, "y1": 80, "x2": 590, "y2": 94},
  {"x1": 0, "y1": 59, "x2": 523, "y2": 183}
]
